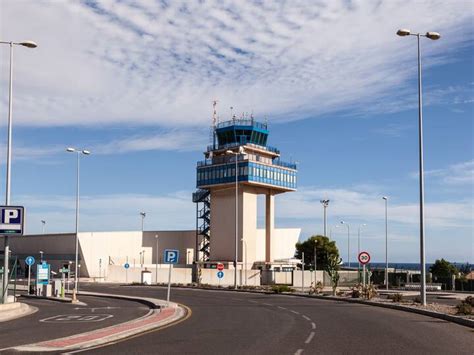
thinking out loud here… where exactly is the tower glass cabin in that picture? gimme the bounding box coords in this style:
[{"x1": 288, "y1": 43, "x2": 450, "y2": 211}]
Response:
[{"x1": 197, "y1": 119, "x2": 297, "y2": 190}]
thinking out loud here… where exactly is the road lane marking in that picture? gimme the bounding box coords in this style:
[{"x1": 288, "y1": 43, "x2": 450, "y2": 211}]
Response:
[
  {"x1": 294, "y1": 349, "x2": 303, "y2": 355},
  {"x1": 40, "y1": 314, "x2": 113, "y2": 323},
  {"x1": 262, "y1": 303, "x2": 273, "y2": 306},
  {"x1": 302, "y1": 315, "x2": 311, "y2": 321},
  {"x1": 248, "y1": 300, "x2": 258, "y2": 303},
  {"x1": 305, "y1": 331, "x2": 315, "y2": 344},
  {"x1": 291, "y1": 310, "x2": 300, "y2": 315},
  {"x1": 311, "y1": 322, "x2": 316, "y2": 329},
  {"x1": 278, "y1": 306, "x2": 287, "y2": 310}
]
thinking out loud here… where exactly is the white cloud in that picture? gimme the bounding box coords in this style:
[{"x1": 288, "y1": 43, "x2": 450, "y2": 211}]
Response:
[
  {"x1": 276, "y1": 185, "x2": 473, "y2": 228},
  {"x1": 0, "y1": 0, "x2": 472, "y2": 128},
  {"x1": 420, "y1": 160, "x2": 474, "y2": 186},
  {"x1": 93, "y1": 128, "x2": 208, "y2": 154}
]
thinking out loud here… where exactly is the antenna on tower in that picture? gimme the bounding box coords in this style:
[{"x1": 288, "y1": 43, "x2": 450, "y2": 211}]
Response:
[
  {"x1": 212, "y1": 100, "x2": 218, "y2": 128},
  {"x1": 230, "y1": 106, "x2": 234, "y2": 121},
  {"x1": 210, "y1": 100, "x2": 219, "y2": 149}
]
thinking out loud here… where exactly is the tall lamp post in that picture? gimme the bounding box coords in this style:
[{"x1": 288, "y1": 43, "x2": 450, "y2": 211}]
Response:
[
  {"x1": 0, "y1": 39, "x2": 37, "y2": 304},
  {"x1": 382, "y1": 196, "x2": 389, "y2": 290},
  {"x1": 226, "y1": 147, "x2": 245, "y2": 290},
  {"x1": 357, "y1": 224, "x2": 366, "y2": 282},
  {"x1": 320, "y1": 199, "x2": 330, "y2": 237},
  {"x1": 41, "y1": 220, "x2": 46, "y2": 234},
  {"x1": 241, "y1": 238, "x2": 247, "y2": 286},
  {"x1": 397, "y1": 28, "x2": 440, "y2": 306},
  {"x1": 140, "y1": 212, "x2": 146, "y2": 232},
  {"x1": 66, "y1": 147, "x2": 91, "y2": 302},
  {"x1": 155, "y1": 234, "x2": 159, "y2": 284},
  {"x1": 340, "y1": 221, "x2": 350, "y2": 268}
]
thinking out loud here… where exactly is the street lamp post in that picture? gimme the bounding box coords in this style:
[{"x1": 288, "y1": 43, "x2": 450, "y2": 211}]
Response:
[
  {"x1": 0, "y1": 39, "x2": 37, "y2": 304},
  {"x1": 66, "y1": 147, "x2": 91, "y2": 302},
  {"x1": 140, "y1": 212, "x2": 146, "y2": 232},
  {"x1": 241, "y1": 238, "x2": 247, "y2": 286},
  {"x1": 357, "y1": 224, "x2": 366, "y2": 282},
  {"x1": 41, "y1": 220, "x2": 46, "y2": 234},
  {"x1": 320, "y1": 200, "x2": 330, "y2": 236},
  {"x1": 397, "y1": 28, "x2": 440, "y2": 306},
  {"x1": 39, "y1": 251, "x2": 44, "y2": 263},
  {"x1": 340, "y1": 221, "x2": 350, "y2": 268},
  {"x1": 155, "y1": 234, "x2": 159, "y2": 284},
  {"x1": 382, "y1": 196, "x2": 389, "y2": 290},
  {"x1": 226, "y1": 147, "x2": 245, "y2": 289}
]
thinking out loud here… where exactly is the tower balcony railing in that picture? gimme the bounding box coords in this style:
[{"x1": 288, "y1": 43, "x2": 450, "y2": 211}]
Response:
[
  {"x1": 207, "y1": 142, "x2": 280, "y2": 154},
  {"x1": 216, "y1": 118, "x2": 267, "y2": 130},
  {"x1": 197, "y1": 154, "x2": 297, "y2": 170}
]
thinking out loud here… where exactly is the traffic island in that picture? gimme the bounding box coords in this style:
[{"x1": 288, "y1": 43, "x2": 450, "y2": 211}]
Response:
[
  {"x1": 7, "y1": 293, "x2": 189, "y2": 352},
  {"x1": 0, "y1": 302, "x2": 38, "y2": 322}
]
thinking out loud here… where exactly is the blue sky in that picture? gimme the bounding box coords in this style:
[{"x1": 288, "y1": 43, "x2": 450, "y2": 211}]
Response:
[{"x1": 0, "y1": 0, "x2": 472, "y2": 263}]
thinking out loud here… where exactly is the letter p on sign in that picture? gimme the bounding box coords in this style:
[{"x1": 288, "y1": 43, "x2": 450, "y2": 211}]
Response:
[{"x1": 164, "y1": 249, "x2": 179, "y2": 264}]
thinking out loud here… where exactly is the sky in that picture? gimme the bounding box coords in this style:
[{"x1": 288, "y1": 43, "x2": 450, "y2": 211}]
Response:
[{"x1": 0, "y1": 0, "x2": 472, "y2": 264}]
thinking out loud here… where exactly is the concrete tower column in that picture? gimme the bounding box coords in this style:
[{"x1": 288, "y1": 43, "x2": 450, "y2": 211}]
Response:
[{"x1": 265, "y1": 193, "x2": 275, "y2": 263}]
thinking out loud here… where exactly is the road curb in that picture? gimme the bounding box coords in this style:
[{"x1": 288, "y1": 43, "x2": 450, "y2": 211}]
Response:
[
  {"x1": 0, "y1": 302, "x2": 38, "y2": 322},
  {"x1": 9, "y1": 292, "x2": 188, "y2": 352}
]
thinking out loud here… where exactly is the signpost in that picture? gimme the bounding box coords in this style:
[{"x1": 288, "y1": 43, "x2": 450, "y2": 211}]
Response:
[
  {"x1": 164, "y1": 249, "x2": 179, "y2": 307},
  {"x1": 217, "y1": 263, "x2": 224, "y2": 271},
  {"x1": 1, "y1": 206, "x2": 24, "y2": 303},
  {"x1": 217, "y1": 270, "x2": 224, "y2": 287},
  {"x1": 358, "y1": 251, "x2": 371, "y2": 287},
  {"x1": 0, "y1": 206, "x2": 24, "y2": 235},
  {"x1": 25, "y1": 256, "x2": 35, "y2": 295},
  {"x1": 124, "y1": 257, "x2": 129, "y2": 284}
]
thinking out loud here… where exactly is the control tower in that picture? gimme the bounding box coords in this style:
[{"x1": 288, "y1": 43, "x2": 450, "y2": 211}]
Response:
[{"x1": 193, "y1": 116, "x2": 297, "y2": 267}]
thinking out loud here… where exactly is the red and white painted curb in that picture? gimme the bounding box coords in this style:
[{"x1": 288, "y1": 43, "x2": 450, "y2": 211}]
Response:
[{"x1": 10, "y1": 295, "x2": 187, "y2": 352}]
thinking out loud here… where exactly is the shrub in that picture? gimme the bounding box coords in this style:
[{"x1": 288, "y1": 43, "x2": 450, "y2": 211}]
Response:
[
  {"x1": 456, "y1": 302, "x2": 472, "y2": 315},
  {"x1": 389, "y1": 293, "x2": 403, "y2": 302},
  {"x1": 463, "y1": 296, "x2": 474, "y2": 307},
  {"x1": 271, "y1": 285, "x2": 294, "y2": 293}
]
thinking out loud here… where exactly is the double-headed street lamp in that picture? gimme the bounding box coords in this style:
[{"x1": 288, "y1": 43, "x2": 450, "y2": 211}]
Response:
[
  {"x1": 397, "y1": 28, "x2": 440, "y2": 306},
  {"x1": 66, "y1": 147, "x2": 91, "y2": 302},
  {"x1": 340, "y1": 221, "x2": 350, "y2": 268},
  {"x1": 0, "y1": 39, "x2": 37, "y2": 304},
  {"x1": 226, "y1": 147, "x2": 245, "y2": 289}
]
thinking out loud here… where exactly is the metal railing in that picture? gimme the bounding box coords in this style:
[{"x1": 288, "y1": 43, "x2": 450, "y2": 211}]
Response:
[
  {"x1": 197, "y1": 155, "x2": 297, "y2": 170},
  {"x1": 216, "y1": 119, "x2": 267, "y2": 130},
  {"x1": 207, "y1": 142, "x2": 280, "y2": 155}
]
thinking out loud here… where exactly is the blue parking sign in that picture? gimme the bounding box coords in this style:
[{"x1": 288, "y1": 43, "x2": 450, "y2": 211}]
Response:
[
  {"x1": 0, "y1": 206, "x2": 24, "y2": 235},
  {"x1": 164, "y1": 249, "x2": 179, "y2": 264}
]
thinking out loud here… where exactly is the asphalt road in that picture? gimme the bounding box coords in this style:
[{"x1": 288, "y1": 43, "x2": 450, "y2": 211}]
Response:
[
  {"x1": 0, "y1": 294, "x2": 149, "y2": 350},
  {"x1": 80, "y1": 284, "x2": 474, "y2": 354}
]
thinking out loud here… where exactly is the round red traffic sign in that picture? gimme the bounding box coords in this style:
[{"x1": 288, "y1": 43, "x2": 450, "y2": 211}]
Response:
[
  {"x1": 217, "y1": 263, "x2": 224, "y2": 271},
  {"x1": 358, "y1": 251, "x2": 371, "y2": 265}
]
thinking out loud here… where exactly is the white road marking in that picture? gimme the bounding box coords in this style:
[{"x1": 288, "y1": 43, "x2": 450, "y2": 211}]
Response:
[
  {"x1": 278, "y1": 306, "x2": 287, "y2": 310},
  {"x1": 294, "y1": 349, "x2": 304, "y2": 355},
  {"x1": 248, "y1": 300, "x2": 258, "y2": 303},
  {"x1": 262, "y1": 303, "x2": 273, "y2": 306},
  {"x1": 302, "y1": 315, "x2": 311, "y2": 321},
  {"x1": 311, "y1": 322, "x2": 316, "y2": 329},
  {"x1": 305, "y1": 331, "x2": 315, "y2": 344},
  {"x1": 291, "y1": 310, "x2": 300, "y2": 315}
]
